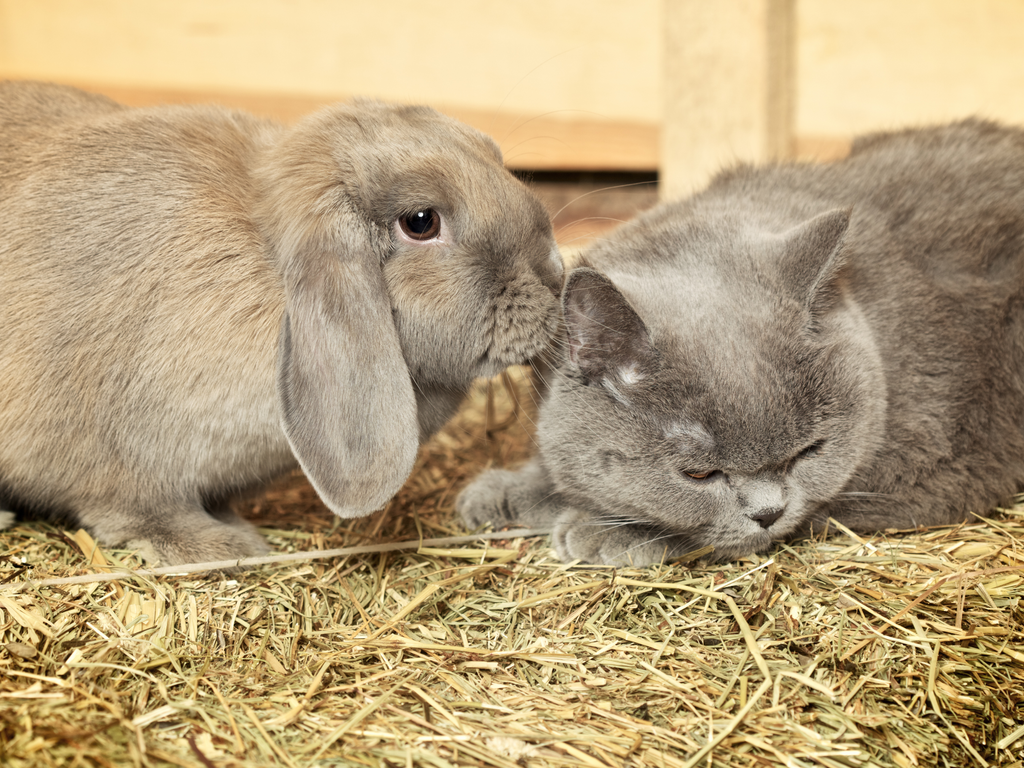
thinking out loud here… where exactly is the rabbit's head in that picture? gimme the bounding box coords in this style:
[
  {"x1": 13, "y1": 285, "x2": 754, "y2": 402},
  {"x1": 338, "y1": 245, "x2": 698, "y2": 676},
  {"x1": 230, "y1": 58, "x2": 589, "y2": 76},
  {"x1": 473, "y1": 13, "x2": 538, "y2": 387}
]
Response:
[{"x1": 258, "y1": 101, "x2": 562, "y2": 520}]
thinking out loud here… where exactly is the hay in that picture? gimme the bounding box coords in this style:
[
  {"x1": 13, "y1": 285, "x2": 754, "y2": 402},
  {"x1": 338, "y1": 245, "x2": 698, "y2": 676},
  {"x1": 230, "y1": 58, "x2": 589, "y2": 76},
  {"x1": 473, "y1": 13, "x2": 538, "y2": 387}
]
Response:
[{"x1": 2, "y1": 370, "x2": 1023, "y2": 768}]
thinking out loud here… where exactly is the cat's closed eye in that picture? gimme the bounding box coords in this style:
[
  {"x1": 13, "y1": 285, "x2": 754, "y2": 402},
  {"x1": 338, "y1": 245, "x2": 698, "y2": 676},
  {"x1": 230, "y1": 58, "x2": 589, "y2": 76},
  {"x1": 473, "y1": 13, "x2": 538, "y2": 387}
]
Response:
[
  {"x1": 682, "y1": 469, "x2": 724, "y2": 482},
  {"x1": 796, "y1": 440, "x2": 825, "y2": 460},
  {"x1": 781, "y1": 440, "x2": 825, "y2": 473},
  {"x1": 682, "y1": 440, "x2": 824, "y2": 482}
]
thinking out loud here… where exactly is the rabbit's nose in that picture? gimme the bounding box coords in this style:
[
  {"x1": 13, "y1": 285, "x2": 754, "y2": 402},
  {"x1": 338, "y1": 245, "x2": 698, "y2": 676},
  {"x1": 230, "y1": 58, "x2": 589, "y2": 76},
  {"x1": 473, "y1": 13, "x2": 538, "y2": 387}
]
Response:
[
  {"x1": 749, "y1": 507, "x2": 784, "y2": 529},
  {"x1": 548, "y1": 246, "x2": 565, "y2": 277},
  {"x1": 538, "y1": 246, "x2": 565, "y2": 295}
]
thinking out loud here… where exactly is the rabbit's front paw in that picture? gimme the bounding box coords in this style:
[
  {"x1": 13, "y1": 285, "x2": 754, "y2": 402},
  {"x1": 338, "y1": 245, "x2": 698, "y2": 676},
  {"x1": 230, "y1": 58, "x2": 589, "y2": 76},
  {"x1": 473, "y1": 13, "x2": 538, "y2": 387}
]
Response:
[
  {"x1": 126, "y1": 520, "x2": 270, "y2": 567},
  {"x1": 87, "y1": 504, "x2": 270, "y2": 567}
]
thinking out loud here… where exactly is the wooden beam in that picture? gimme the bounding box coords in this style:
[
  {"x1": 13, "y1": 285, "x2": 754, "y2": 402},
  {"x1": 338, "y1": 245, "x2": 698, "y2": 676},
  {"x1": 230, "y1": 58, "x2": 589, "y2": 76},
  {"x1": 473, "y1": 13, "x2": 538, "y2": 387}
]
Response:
[
  {"x1": 27, "y1": 77, "x2": 842, "y2": 175},
  {"x1": 661, "y1": 0, "x2": 796, "y2": 199},
  {"x1": 62, "y1": 81, "x2": 660, "y2": 173}
]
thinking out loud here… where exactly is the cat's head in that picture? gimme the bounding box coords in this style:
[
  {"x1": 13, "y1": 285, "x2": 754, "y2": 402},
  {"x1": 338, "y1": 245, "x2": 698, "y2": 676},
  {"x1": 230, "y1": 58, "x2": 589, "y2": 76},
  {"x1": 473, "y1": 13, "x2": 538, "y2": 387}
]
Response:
[{"x1": 538, "y1": 207, "x2": 888, "y2": 563}]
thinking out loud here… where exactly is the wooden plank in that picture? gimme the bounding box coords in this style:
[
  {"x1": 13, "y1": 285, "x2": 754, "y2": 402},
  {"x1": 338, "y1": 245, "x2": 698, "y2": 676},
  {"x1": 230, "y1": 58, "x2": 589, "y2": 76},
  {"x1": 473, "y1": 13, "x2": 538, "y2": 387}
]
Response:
[
  {"x1": 58, "y1": 81, "x2": 659, "y2": 172},
  {"x1": 13, "y1": 79, "x2": 849, "y2": 175}
]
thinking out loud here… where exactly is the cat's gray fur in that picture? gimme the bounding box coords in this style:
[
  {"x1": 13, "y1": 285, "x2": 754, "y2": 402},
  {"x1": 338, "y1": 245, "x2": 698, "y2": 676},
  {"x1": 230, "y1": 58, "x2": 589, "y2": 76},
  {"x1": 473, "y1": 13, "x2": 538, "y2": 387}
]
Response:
[{"x1": 459, "y1": 119, "x2": 1024, "y2": 565}]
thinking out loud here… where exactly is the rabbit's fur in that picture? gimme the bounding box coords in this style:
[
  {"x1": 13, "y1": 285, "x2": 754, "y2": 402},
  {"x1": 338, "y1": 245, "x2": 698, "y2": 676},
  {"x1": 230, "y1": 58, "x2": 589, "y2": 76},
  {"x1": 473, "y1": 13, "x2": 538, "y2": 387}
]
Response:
[
  {"x1": 0, "y1": 81, "x2": 562, "y2": 565},
  {"x1": 460, "y1": 119, "x2": 1024, "y2": 566}
]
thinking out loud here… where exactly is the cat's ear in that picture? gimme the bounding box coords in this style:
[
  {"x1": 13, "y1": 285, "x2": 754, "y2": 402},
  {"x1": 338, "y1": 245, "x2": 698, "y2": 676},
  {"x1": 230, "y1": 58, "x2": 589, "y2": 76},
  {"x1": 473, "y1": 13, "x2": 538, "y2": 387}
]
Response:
[
  {"x1": 776, "y1": 208, "x2": 851, "y2": 311},
  {"x1": 562, "y1": 267, "x2": 657, "y2": 389}
]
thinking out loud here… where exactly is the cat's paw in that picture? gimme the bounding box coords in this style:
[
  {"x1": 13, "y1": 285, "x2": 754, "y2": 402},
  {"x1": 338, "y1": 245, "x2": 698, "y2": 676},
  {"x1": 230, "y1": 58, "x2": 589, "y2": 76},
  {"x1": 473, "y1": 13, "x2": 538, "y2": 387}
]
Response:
[
  {"x1": 457, "y1": 460, "x2": 559, "y2": 531},
  {"x1": 457, "y1": 469, "x2": 525, "y2": 529},
  {"x1": 552, "y1": 508, "x2": 692, "y2": 566}
]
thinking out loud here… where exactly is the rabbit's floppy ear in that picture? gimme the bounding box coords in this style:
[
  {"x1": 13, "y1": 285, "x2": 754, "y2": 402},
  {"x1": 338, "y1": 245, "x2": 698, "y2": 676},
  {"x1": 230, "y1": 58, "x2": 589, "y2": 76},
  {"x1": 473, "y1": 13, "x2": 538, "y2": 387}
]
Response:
[{"x1": 276, "y1": 220, "x2": 420, "y2": 518}]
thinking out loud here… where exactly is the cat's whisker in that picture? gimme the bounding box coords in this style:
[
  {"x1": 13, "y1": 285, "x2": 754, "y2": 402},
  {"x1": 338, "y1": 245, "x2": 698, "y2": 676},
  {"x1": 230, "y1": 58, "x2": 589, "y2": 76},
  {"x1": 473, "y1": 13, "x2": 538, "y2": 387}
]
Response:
[
  {"x1": 609, "y1": 528, "x2": 701, "y2": 565},
  {"x1": 553, "y1": 216, "x2": 634, "y2": 244},
  {"x1": 579, "y1": 516, "x2": 648, "y2": 531},
  {"x1": 503, "y1": 485, "x2": 567, "y2": 525},
  {"x1": 547, "y1": 180, "x2": 657, "y2": 224}
]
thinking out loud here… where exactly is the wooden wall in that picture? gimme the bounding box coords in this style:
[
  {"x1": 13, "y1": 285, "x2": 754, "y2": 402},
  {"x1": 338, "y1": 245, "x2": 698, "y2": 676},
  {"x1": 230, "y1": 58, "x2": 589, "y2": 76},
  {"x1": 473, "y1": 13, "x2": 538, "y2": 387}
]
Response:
[
  {"x1": 0, "y1": 0, "x2": 661, "y2": 171},
  {"x1": 2, "y1": 0, "x2": 1023, "y2": 184}
]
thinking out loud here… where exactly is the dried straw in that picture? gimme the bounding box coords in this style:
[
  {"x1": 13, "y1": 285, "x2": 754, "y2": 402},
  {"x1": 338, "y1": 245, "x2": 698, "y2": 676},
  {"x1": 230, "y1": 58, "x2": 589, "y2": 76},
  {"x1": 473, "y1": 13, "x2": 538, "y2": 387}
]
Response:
[{"x1": 2, "y1": 369, "x2": 1023, "y2": 768}]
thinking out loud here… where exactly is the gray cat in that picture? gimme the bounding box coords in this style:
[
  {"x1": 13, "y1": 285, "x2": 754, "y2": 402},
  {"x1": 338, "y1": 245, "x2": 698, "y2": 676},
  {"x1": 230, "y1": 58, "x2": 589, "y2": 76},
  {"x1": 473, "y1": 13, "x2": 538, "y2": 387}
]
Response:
[{"x1": 458, "y1": 119, "x2": 1024, "y2": 565}]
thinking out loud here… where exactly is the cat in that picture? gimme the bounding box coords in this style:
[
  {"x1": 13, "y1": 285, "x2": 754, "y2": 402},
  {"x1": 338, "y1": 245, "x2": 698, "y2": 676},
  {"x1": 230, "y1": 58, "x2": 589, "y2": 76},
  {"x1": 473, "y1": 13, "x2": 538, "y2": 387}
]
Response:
[{"x1": 458, "y1": 119, "x2": 1024, "y2": 565}]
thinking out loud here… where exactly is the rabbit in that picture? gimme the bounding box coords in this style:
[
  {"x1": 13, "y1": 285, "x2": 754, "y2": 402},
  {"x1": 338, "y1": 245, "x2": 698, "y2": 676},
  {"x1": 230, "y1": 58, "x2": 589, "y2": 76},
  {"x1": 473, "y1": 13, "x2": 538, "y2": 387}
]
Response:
[
  {"x1": 459, "y1": 119, "x2": 1024, "y2": 566},
  {"x1": 0, "y1": 80, "x2": 563, "y2": 566}
]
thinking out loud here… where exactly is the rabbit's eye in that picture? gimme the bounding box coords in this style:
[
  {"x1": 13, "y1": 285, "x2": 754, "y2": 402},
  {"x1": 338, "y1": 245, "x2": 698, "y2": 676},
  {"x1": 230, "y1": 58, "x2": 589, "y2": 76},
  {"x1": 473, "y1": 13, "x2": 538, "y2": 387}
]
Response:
[{"x1": 399, "y1": 209, "x2": 442, "y2": 241}]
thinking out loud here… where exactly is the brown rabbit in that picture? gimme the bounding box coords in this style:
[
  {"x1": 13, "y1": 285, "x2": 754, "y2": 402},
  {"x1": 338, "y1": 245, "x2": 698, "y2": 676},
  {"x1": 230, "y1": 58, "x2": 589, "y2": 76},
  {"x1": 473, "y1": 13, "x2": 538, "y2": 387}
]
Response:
[{"x1": 0, "y1": 80, "x2": 562, "y2": 565}]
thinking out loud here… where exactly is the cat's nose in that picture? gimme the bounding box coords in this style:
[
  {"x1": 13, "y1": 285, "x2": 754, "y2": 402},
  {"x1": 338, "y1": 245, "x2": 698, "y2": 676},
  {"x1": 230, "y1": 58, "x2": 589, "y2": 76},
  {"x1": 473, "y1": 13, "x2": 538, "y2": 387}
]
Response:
[{"x1": 750, "y1": 507, "x2": 784, "y2": 529}]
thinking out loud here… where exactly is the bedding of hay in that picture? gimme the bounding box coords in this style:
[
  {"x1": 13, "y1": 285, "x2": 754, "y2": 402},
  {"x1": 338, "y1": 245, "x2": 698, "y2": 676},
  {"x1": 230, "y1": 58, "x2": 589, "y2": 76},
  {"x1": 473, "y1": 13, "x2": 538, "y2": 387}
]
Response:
[{"x1": 2, "y1": 372, "x2": 1024, "y2": 768}]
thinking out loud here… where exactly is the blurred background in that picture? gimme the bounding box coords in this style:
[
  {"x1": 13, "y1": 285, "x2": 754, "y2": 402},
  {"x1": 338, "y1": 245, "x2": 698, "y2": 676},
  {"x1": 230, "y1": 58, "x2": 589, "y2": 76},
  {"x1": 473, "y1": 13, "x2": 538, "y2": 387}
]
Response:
[{"x1": 2, "y1": 0, "x2": 1024, "y2": 243}]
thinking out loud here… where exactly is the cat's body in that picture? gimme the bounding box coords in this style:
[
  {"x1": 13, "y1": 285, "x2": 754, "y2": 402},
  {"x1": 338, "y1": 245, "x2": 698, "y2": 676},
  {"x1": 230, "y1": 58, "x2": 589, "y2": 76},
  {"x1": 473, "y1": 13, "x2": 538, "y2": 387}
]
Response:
[{"x1": 459, "y1": 119, "x2": 1024, "y2": 565}]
